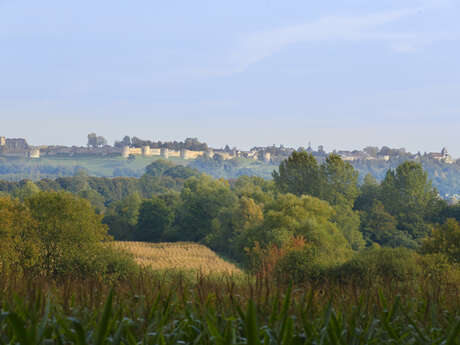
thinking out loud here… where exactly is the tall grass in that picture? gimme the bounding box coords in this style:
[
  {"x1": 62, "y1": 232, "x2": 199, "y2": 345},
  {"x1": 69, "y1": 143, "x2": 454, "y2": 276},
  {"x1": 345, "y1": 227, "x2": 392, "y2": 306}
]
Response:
[{"x1": 1, "y1": 268, "x2": 460, "y2": 344}]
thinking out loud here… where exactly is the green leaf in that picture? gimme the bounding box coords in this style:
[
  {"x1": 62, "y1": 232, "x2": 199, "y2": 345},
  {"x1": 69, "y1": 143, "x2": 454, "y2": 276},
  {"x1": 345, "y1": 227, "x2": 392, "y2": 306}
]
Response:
[
  {"x1": 246, "y1": 300, "x2": 260, "y2": 345},
  {"x1": 95, "y1": 288, "x2": 114, "y2": 345}
]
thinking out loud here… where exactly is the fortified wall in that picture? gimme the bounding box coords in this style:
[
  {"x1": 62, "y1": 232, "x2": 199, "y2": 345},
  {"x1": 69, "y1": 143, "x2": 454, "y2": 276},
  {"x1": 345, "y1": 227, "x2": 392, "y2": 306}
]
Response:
[
  {"x1": 120, "y1": 145, "x2": 273, "y2": 162},
  {"x1": 122, "y1": 146, "x2": 219, "y2": 160},
  {"x1": 0, "y1": 136, "x2": 273, "y2": 163}
]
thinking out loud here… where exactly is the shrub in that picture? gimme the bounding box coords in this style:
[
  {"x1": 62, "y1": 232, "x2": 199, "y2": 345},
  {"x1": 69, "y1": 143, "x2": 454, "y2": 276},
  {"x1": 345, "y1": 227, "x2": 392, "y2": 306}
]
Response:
[
  {"x1": 274, "y1": 247, "x2": 325, "y2": 283},
  {"x1": 331, "y1": 247, "x2": 421, "y2": 286}
]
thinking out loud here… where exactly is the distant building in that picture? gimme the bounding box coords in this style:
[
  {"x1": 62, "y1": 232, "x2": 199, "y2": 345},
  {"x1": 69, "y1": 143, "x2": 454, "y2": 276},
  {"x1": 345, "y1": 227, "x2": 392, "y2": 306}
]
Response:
[
  {"x1": 428, "y1": 148, "x2": 454, "y2": 164},
  {"x1": 263, "y1": 151, "x2": 272, "y2": 163},
  {"x1": 0, "y1": 137, "x2": 29, "y2": 157},
  {"x1": 28, "y1": 148, "x2": 40, "y2": 159}
]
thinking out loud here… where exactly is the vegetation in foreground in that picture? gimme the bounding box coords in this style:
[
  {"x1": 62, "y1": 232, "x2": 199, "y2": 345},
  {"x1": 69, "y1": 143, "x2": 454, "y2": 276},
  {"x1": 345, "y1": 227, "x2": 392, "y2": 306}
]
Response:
[{"x1": 1, "y1": 269, "x2": 460, "y2": 344}]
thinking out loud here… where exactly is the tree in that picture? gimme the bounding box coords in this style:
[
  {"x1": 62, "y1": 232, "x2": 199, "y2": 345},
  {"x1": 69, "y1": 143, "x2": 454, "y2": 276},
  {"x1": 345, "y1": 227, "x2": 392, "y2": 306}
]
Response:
[
  {"x1": 87, "y1": 133, "x2": 97, "y2": 148},
  {"x1": 70, "y1": 169, "x2": 90, "y2": 193},
  {"x1": 360, "y1": 201, "x2": 416, "y2": 248},
  {"x1": 0, "y1": 196, "x2": 39, "y2": 273},
  {"x1": 122, "y1": 135, "x2": 131, "y2": 146},
  {"x1": 104, "y1": 193, "x2": 142, "y2": 240},
  {"x1": 320, "y1": 154, "x2": 363, "y2": 249},
  {"x1": 163, "y1": 165, "x2": 200, "y2": 180},
  {"x1": 258, "y1": 194, "x2": 350, "y2": 257},
  {"x1": 422, "y1": 218, "x2": 460, "y2": 264},
  {"x1": 87, "y1": 133, "x2": 107, "y2": 148},
  {"x1": 145, "y1": 159, "x2": 176, "y2": 177},
  {"x1": 243, "y1": 194, "x2": 352, "y2": 275},
  {"x1": 26, "y1": 191, "x2": 110, "y2": 276},
  {"x1": 354, "y1": 174, "x2": 380, "y2": 212},
  {"x1": 205, "y1": 196, "x2": 264, "y2": 259},
  {"x1": 175, "y1": 175, "x2": 237, "y2": 242},
  {"x1": 114, "y1": 135, "x2": 131, "y2": 148},
  {"x1": 97, "y1": 136, "x2": 107, "y2": 147},
  {"x1": 321, "y1": 153, "x2": 359, "y2": 207},
  {"x1": 273, "y1": 151, "x2": 323, "y2": 197},
  {"x1": 274, "y1": 152, "x2": 363, "y2": 249},
  {"x1": 332, "y1": 202, "x2": 365, "y2": 250},
  {"x1": 12, "y1": 180, "x2": 40, "y2": 200},
  {"x1": 78, "y1": 189, "x2": 106, "y2": 214},
  {"x1": 380, "y1": 162, "x2": 439, "y2": 239},
  {"x1": 231, "y1": 175, "x2": 275, "y2": 206},
  {"x1": 363, "y1": 146, "x2": 379, "y2": 157},
  {"x1": 135, "y1": 196, "x2": 175, "y2": 242}
]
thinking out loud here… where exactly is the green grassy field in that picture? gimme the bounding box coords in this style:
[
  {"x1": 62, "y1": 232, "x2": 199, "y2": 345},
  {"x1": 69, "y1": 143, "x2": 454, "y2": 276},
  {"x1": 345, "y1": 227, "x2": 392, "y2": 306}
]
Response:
[
  {"x1": 0, "y1": 155, "x2": 191, "y2": 179},
  {"x1": 0, "y1": 155, "x2": 277, "y2": 180}
]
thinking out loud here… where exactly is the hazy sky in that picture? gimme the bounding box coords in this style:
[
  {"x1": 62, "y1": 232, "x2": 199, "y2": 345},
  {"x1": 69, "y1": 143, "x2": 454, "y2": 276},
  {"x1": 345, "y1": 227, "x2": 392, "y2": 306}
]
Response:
[{"x1": 1, "y1": 0, "x2": 460, "y2": 155}]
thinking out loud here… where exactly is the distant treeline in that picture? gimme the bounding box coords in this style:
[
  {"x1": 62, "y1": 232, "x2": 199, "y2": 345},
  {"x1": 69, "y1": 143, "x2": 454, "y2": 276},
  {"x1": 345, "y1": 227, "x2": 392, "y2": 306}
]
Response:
[
  {"x1": 352, "y1": 158, "x2": 460, "y2": 198},
  {"x1": 2, "y1": 153, "x2": 460, "y2": 198}
]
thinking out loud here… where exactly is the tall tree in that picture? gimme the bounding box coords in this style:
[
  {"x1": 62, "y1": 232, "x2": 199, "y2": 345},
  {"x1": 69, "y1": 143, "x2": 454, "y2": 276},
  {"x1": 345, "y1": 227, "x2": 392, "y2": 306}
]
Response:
[
  {"x1": 354, "y1": 174, "x2": 380, "y2": 212},
  {"x1": 273, "y1": 151, "x2": 323, "y2": 197},
  {"x1": 321, "y1": 153, "x2": 359, "y2": 206},
  {"x1": 380, "y1": 161, "x2": 439, "y2": 239},
  {"x1": 87, "y1": 133, "x2": 97, "y2": 148},
  {"x1": 87, "y1": 133, "x2": 107, "y2": 148}
]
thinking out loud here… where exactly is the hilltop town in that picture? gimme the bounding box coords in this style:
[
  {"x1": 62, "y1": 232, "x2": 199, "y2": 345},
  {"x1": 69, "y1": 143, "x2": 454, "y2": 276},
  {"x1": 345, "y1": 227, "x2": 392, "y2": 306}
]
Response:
[{"x1": 0, "y1": 134, "x2": 456, "y2": 165}]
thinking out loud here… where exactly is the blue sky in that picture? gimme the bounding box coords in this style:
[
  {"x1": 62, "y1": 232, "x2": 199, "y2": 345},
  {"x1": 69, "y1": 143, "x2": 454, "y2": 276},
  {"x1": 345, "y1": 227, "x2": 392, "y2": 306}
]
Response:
[{"x1": 1, "y1": 0, "x2": 460, "y2": 155}]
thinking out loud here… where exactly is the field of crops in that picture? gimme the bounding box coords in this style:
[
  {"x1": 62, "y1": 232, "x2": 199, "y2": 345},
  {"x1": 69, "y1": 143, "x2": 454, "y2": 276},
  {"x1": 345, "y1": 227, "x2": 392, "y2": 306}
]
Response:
[
  {"x1": 2, "y1": 272, "x2": 460, "y2": 344},
  {"x1": 113, "y1": 241, "x2": 242, "y2": 274}
]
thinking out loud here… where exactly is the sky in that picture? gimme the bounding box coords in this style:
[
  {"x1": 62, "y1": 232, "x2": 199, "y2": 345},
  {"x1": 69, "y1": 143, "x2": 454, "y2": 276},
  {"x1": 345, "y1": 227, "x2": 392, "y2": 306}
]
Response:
[{"x1": 1, "y1": 0, "x2": 460, "y2": 155}]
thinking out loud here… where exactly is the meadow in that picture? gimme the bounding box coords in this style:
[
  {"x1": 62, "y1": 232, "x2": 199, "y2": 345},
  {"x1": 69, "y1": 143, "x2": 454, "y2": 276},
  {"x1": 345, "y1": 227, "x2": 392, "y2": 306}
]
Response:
[
  {"x1": 0, "y1": 155, "x2": 275, "y2": 180},
  {"x1": 0, "y1": 155, "x2": 176, "y2": 180}
]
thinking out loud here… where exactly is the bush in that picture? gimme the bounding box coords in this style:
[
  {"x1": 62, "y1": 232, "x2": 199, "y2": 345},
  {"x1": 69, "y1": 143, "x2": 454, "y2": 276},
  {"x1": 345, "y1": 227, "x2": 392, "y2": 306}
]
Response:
[
  {"x1": 331, "y1": 247, "x2": 421, "y2": 286},
  {"x1": 274, "y1": 248, "x2": 325, "y2": 283},
  {"x1": 418, "y1": 253, "x2": 460, "y2": 288}
]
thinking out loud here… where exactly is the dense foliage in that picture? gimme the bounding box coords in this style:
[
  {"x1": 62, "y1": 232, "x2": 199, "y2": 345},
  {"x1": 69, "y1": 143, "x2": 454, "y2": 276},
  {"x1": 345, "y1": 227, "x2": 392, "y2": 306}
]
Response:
[
  {"x1": 2, "y1": 151, "x2": 460, "y2": 343},
  {"x1": 0, "y1": 192, "x2": 134, "y2": 278},
  {"x1": 2, "y1": 152, "x2": 460, "y2": 282}
]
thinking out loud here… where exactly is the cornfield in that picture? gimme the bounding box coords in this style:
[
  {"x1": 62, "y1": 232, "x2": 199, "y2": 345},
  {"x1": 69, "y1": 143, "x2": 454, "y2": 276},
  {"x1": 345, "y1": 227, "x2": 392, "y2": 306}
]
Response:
[
  {"x1": 113, "y1": 241, "x2": 242, "y2": 275},
  {"x1": 1, "y1": 280, "x2": 460, "y2": 345},
  {"x1": 2, "y1": 243, "x2": 460, "y2": 343}
]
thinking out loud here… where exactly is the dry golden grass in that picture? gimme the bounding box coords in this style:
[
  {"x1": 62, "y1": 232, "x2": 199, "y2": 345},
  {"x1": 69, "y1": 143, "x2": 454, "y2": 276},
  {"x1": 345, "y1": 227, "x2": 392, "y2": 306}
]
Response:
[{"x1": 113, "y1": 241, "x2": 242, "y2": 275}]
